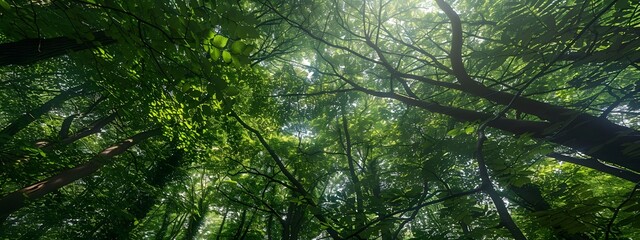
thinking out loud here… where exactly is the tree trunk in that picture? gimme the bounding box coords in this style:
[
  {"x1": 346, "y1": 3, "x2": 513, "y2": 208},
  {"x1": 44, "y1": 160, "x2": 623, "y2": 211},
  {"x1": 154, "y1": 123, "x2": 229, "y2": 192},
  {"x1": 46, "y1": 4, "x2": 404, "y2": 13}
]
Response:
[
  {"x1": 183, "y1": 195, "x2": 208, "y2": 240},
  {"x1": 368, "y1": 158, "x2": 393, "y2": 240},
  {"x1": 339, "y1": 114, "x2": 366, "y2": 232},
  {"x1": 0, "y1": 128, "x2": 162, "y2": 221},
  {"x1": 233, "y1": 209, "x2": 247, "y2": 239},
  {"x1": 0, "y1": 85, "x2": 84, "y2": 148},
  {"x1": 548, "y1": 153, "x2": 640, "y2": 183},
  {"x1": 0, "y1": 31, "x2": 116, "y2": 66},
  {"x1": 282, "y1": 197, "x2": 306, "y2": 240},
  {"x1": 154, "y1": 201, "x2": 173, "y2": 240},
  {"x1": 101, "y1": 150, "x2": 184, "y2": 239},
  {"x1": 216, "y1": 209, "x2": 229, "y2": 240}
]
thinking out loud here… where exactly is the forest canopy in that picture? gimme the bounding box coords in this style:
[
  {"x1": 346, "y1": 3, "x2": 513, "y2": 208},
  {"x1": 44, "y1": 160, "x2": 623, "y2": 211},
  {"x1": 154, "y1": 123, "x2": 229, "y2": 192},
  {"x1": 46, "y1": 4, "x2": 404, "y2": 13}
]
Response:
[{"x1": 1, "y1": 0, "x2": 639, "y2": 239}]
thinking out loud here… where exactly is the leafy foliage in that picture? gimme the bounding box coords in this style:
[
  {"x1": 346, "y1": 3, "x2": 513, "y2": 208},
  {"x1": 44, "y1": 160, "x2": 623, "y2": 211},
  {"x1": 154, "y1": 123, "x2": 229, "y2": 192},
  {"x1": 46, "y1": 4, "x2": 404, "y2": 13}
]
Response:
[{"x1": 1, "y1": 0, "x2": 639, "y2": 239}]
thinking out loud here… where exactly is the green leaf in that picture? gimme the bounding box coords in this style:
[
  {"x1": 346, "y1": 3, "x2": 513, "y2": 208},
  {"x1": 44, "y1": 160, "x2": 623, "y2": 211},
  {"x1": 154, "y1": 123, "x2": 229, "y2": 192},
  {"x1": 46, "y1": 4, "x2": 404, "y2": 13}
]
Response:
[
  {"x1": 231, "y1": 41, "x2": 247, "y2": 54},
  {"x1": 222, "y1": 50, "x2": 232, "y2": 63},
  {"x1": 206, "y1": 30, "x2": 215, "y2": 40},
  {"x1": 212, "y1": 35, "x2": 228, "y2": 48},
  {"x1": 464, "y1": 126, "x2": 475, "y2": 135},
  {"x1": 446, "y1": 128, "x2": 460, "y2": 137},
  {"x1": 208, "y1": 47, "x2": 221, "y2": 61}
]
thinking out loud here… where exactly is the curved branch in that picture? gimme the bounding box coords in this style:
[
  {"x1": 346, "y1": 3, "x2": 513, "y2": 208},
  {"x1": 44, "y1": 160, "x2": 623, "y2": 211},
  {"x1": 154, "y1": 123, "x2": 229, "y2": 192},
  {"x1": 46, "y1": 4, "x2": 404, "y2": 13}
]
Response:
[{"x1": 475, "y1": 127, "x2": 527, "y2": 240}]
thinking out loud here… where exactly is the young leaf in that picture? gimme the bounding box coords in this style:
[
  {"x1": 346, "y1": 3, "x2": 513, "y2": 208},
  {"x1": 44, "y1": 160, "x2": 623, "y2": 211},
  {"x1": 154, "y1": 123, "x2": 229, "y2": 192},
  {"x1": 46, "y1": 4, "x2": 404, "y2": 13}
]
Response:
[
  {"x1": 0, "y1": 0, "x2": 11, "y2": 9},
  {"x1": 212, "y1": 35, "x2": 228, "y2": 48},
  {"x1": 222, "y1": 50, "x2": 232, "y2": 63},
  {"x1": 209, "y1": 47, "x2": 221, "y2": 61}
]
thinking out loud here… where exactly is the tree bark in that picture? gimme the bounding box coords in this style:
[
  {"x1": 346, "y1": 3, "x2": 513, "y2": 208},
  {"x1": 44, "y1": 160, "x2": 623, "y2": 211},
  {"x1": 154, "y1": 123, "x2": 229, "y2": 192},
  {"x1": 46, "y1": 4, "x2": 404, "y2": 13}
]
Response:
[
  {"x1": 51, "y1": 112, "x2": 118, "y2": 148},
  {"x1": 216, "y1": 209, "x2": 229, "y2": 240},
  {"x1": 0, "y1": 128, "x2": 162, "y2": 221},
  {"x1": 0, "y1": 31, "x2": 116, "y2": 66},
  {"x1": 349, "y1": 84, "x2": 640, "y2": 179},
  {"x1": 232, "y1": 111, "x2": 344, "y2": 239},
  {"x1": 475, "y1": 127, "x2": 527, "y2": 240}
]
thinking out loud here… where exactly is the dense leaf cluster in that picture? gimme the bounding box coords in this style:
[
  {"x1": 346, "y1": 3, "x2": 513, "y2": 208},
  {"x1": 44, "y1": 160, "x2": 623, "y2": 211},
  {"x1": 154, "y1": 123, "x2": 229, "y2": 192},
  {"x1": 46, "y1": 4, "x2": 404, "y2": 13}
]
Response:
[{"x1": 1, "y1": 0, "x2": 639, "y2": 239}]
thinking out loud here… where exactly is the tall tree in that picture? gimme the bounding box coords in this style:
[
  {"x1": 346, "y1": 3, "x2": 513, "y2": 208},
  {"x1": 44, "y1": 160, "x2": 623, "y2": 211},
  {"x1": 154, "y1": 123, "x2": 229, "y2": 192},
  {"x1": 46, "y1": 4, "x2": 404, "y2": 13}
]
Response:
[{"x1": 2, "y1": 0, "x2": 640, "y2": 239}]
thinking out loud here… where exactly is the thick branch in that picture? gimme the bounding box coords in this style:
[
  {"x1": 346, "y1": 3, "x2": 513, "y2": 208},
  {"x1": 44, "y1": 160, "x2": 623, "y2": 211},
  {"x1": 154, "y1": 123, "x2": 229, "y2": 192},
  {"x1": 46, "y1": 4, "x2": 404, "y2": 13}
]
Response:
[
  {"x1": 0, "y1": 128, "x2": 162, "y2": 220},
  {"x1": 2, "y1": 112, "x2": 117, "y2": 166},
  {"x1": 0, "y1": 31, "x2": 115, "y2": 66},
  {"x1": 548, "y1": 153, "x2": 640, "y2": 183}
]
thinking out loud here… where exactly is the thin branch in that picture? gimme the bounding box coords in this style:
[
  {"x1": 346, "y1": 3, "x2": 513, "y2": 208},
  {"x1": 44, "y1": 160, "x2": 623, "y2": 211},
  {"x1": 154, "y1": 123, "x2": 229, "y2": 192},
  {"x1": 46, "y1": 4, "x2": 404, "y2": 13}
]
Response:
[
  {"x1": 605, "y1": 183, "x2": 639, "y2": 240},
  {"x1": 230, "y1": 110, "x2": 344, "y2": 239},
  {"x1": 344, "y1": 187, "x2": 481, "y2": 239},
  {"x1": 548, "y1": 153, "x2": 640, "y2": 183}
]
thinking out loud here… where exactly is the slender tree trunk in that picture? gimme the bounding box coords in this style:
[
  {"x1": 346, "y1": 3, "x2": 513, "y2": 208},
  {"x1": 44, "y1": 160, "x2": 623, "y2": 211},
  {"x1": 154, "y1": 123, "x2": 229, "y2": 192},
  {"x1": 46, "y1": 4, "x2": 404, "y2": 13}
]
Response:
[
  {"x1": 232, "y1": 112, "x2": 344, "y2": 239},
  {"x1": 0, "y1": 128, "x2": 162, "y2": 221},
  {"x1": 282, "y1": 196, "x2": 306, "y2": 240},
  {"x1": 155, "y1": 202, "x2": 173, "y2": 240},
  {"x1": 368, "y1": 158, "x2": 392, "y2": 240},
  {"x1": 474, "y1": 128, "x2": 526, "y2": 240},
  {"x1": 0, "y1": 86, "x2": 84, "y2": 148},
  {"x1": 240, "y1": 210, "x2": 256, "y2": 239},
  {"x1": 266, "y1": 215, "x2": 273, "y2": 240},
  {"x1": 216, "y1": 209, "x2": 229, "y2": 240},
  {"x1": 233, "y1": 209, "x2": 247, "y2": 239},
  {"x1": 101, "y1": 150, "x2": 184, "y2": 239},
  {"x1": 183, "y1": 194, "x2": 208, "y2": 240},
  {"x1": 0, "y1": 31, "x2": 116, "y2": 66},
  {"x1": 339, "y1": 114, "x2": 366, "y2": 232}
]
